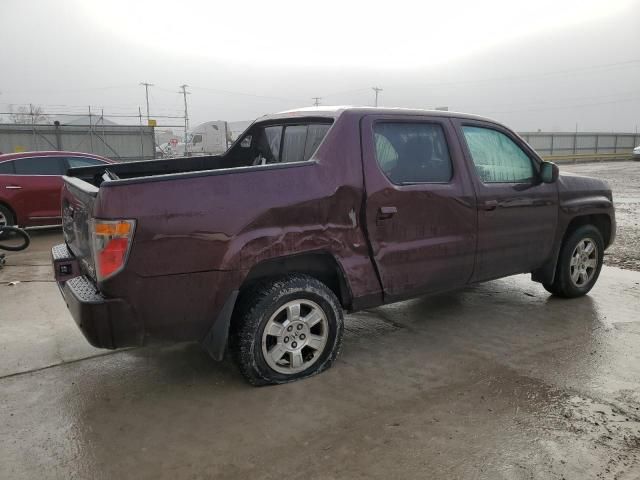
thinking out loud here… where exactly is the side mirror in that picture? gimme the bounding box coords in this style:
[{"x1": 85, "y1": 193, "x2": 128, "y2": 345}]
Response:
[{"x1": 540, "y1": 161, "x2": 559, "y2": 184}]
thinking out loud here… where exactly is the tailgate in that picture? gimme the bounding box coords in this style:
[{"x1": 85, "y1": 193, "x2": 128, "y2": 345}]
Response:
[{"x1": 61, "y1": 176, "x2": 98, "y2": 280}]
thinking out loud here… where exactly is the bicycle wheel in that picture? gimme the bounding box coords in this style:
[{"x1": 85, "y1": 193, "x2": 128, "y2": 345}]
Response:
[{"x1": 0, "y1": 226, "x2": 30, "y2": 252}]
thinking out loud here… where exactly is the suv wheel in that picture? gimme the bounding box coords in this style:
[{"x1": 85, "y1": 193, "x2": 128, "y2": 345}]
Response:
[
  {"x1": 232, "y1": 274, "x2": 344, "y2": 385},
  {"x1": 543, "y1": 224, "x2": 604, "y2": 298}
]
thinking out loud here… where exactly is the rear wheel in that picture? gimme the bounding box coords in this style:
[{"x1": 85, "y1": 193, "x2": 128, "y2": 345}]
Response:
[
  {"x1": 543, "y1": 225, "x2": 604, "y2": 298},
  {"x1": 232, "y1": 274, "x2": 344, "y2": 385}
]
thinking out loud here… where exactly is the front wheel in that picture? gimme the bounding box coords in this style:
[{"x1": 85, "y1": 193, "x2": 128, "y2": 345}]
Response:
[
  {"x1": 0, "y1": 205, "x2": 16, "y2": 241},
  {"x1": 543, "y1": 224, "x2": 604, "y2": 298},
  {"x1": 232, "y1": 274, "x2": 344, "y2": 385}
]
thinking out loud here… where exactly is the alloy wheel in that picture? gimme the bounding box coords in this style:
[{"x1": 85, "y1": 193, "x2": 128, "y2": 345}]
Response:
[
  {"x1": 570, "y1": 238, "x2": 598, "y2": 287},
  {"x1": 261, "y1": 299, "x2": 329, "y2": 374}
]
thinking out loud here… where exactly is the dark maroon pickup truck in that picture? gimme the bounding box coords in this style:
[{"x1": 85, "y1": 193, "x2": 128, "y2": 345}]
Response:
[{"x1": 52, "y1": 107, "x2": 615, "y2": 385}]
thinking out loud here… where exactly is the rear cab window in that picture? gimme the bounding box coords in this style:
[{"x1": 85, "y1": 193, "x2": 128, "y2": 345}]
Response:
[{"x1": 228, "y1": 121, "x2": 332, "y2": 166}]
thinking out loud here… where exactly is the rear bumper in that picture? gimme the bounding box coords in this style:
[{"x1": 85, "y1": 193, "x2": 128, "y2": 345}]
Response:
[{"x1": 52, "y1": 244, "x2": 143, "y2": 349}]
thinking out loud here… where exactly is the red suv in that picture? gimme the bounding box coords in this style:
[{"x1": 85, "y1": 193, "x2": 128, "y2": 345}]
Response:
[{"x1": 0, "y1": 151, "x2": 114, "y2": 228}]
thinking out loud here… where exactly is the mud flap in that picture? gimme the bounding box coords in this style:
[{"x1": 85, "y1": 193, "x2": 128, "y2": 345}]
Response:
[
  {"x1": 201, "y1": 290, "x2": 239, "y2": 361},
  {"x1": 531, "y1": 245, "x2": 562, "y2": 285}
]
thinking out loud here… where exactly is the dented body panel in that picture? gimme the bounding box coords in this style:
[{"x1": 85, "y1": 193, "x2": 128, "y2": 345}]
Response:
[{"x1": 53, "y1": 107, "x2": 615, "y2": 354}]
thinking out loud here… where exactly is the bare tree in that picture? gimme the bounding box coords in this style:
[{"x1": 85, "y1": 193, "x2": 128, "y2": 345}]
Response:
[{"x1": 9, "y1": 104, "x2": 50, "y2": 124}]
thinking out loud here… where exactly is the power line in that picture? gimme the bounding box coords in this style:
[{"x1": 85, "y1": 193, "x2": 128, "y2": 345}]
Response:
[
  {"x1": 321, "y1": 87, "x2": 371, "y2": 99},
  {"x1": 1, "y1": 84, "x2": 139, "y2": 95},
  {"x1": 189, "y1": 85, "x2": 303, "y2": 103},
  {"x1": 392, "y1": 59, "x2": 640, "y2": 91},
  {"x1": 312, "y1": 97, "x2": 322, "y2": 106},
  {"x1": 478, "y1": 96, "x2": 640, "y2": 115},
  {"x1": 1, "y1": 58, "x2": 638, "y2": 99},
  {"x1": 447, "y1": 89, "x2": 640, "y2": 112}
]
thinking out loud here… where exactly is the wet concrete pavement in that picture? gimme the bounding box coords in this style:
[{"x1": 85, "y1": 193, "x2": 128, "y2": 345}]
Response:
[{"x1": 2, "y1": 163, "x2": 640, "y2": 479}]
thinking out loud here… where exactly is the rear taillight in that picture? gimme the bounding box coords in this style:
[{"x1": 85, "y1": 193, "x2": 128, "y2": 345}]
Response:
[{"x1": 91, "y1": 219, "x2": 135, "y2": 281}]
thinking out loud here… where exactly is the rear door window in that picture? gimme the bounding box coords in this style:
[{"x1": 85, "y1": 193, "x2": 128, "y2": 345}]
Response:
[
  {"x1": 0, "y1": 161, "x2": 15, "y2": 174},
  {"x1": 373, "y1": 122, "x2": 453, "y2": 184},
  {"x1": 13, "y1": 156, "x2": 65, "y2": 175}
]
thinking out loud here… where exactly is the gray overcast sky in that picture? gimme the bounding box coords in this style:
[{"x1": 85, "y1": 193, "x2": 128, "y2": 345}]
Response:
[{"x1": 1, "y1": 0, "x2": 639, "y2": 132}]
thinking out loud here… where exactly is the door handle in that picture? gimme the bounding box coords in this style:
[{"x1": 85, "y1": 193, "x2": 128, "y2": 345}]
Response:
[
  {"x1": 377, "y1": 206, "x2": 398, "y2": 222},
  {"x1": 5, "y1": 185, "x2": 22, "y2": 190},
  {"x1": 480, "y1": 200, "x2": 498, "y2": 211}
]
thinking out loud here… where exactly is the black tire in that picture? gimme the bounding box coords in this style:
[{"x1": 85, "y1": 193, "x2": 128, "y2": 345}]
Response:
[
  {"x1": 543, "y1": 225, "x2": 604, "y2": 298},
  {"x1": 0, "y1": 205, "x2": 16, "y2": 241},
  {"x1": 0, "y1": 226, "x2": 30, "y2": 251},
  {"x1": 231, "y1": 274, "x2": 344, "y2": 386}
]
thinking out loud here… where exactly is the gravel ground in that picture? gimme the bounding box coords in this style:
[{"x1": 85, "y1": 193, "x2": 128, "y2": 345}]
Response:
[{"x1": 561, "y1": 161, "x2": 640, "y2": 271}]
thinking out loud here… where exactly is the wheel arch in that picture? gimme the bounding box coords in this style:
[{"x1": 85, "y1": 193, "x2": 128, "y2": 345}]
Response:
[
  {"x1": 562, "y1": 214, "x2": 612, "y2": 249},
  {"x1": 202, "y1": 252, "x2": 353, "y2": 362},
  {"x1": 532, "y1": 213, "x2": 612, "y2": 285},
  {"x1": 240, "y1": 251, "x2": 354, "y2": 310}
]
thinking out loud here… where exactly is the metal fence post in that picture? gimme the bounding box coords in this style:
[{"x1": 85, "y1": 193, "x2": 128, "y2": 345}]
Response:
[
  {"x1": 54, "y1": 121, "x2": 62, "y2": 150},
  {"x1": 88, "y1": 106, "x2": 94, "y2": 153},
  {"x1": 138, "y1": 107, "x2": 144, "y2": 161},
  {"x1": 30, "y1": 104, "x2": 37, "y2": 150},
  {"x1": 101, "y1": 109, "x2": 107, "y2": 157}
]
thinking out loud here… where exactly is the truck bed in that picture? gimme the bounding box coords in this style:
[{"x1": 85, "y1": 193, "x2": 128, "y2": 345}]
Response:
[{"x1": 67, "y1": 154, "x2": 232, "y2": 187}]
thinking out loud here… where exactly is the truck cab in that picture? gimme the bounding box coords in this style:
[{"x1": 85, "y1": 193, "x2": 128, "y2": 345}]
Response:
[{"x1": 184, "y1": 121, "x2": 230, "y2": 156}]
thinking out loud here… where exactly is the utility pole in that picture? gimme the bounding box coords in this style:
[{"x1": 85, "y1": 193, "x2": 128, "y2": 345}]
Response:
[
  {"x1": 372, "y1": 87, "x2": 383, "y2": 107},
  {"x1": 139, "y1": 82, "x2": 154, "y2": 123},
  {"x1": 179, "y1": 84, "x2": 190, "y2": 155},
  {"x1": 312, "y1": 97, "x2": 322, "y2": 107}
]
